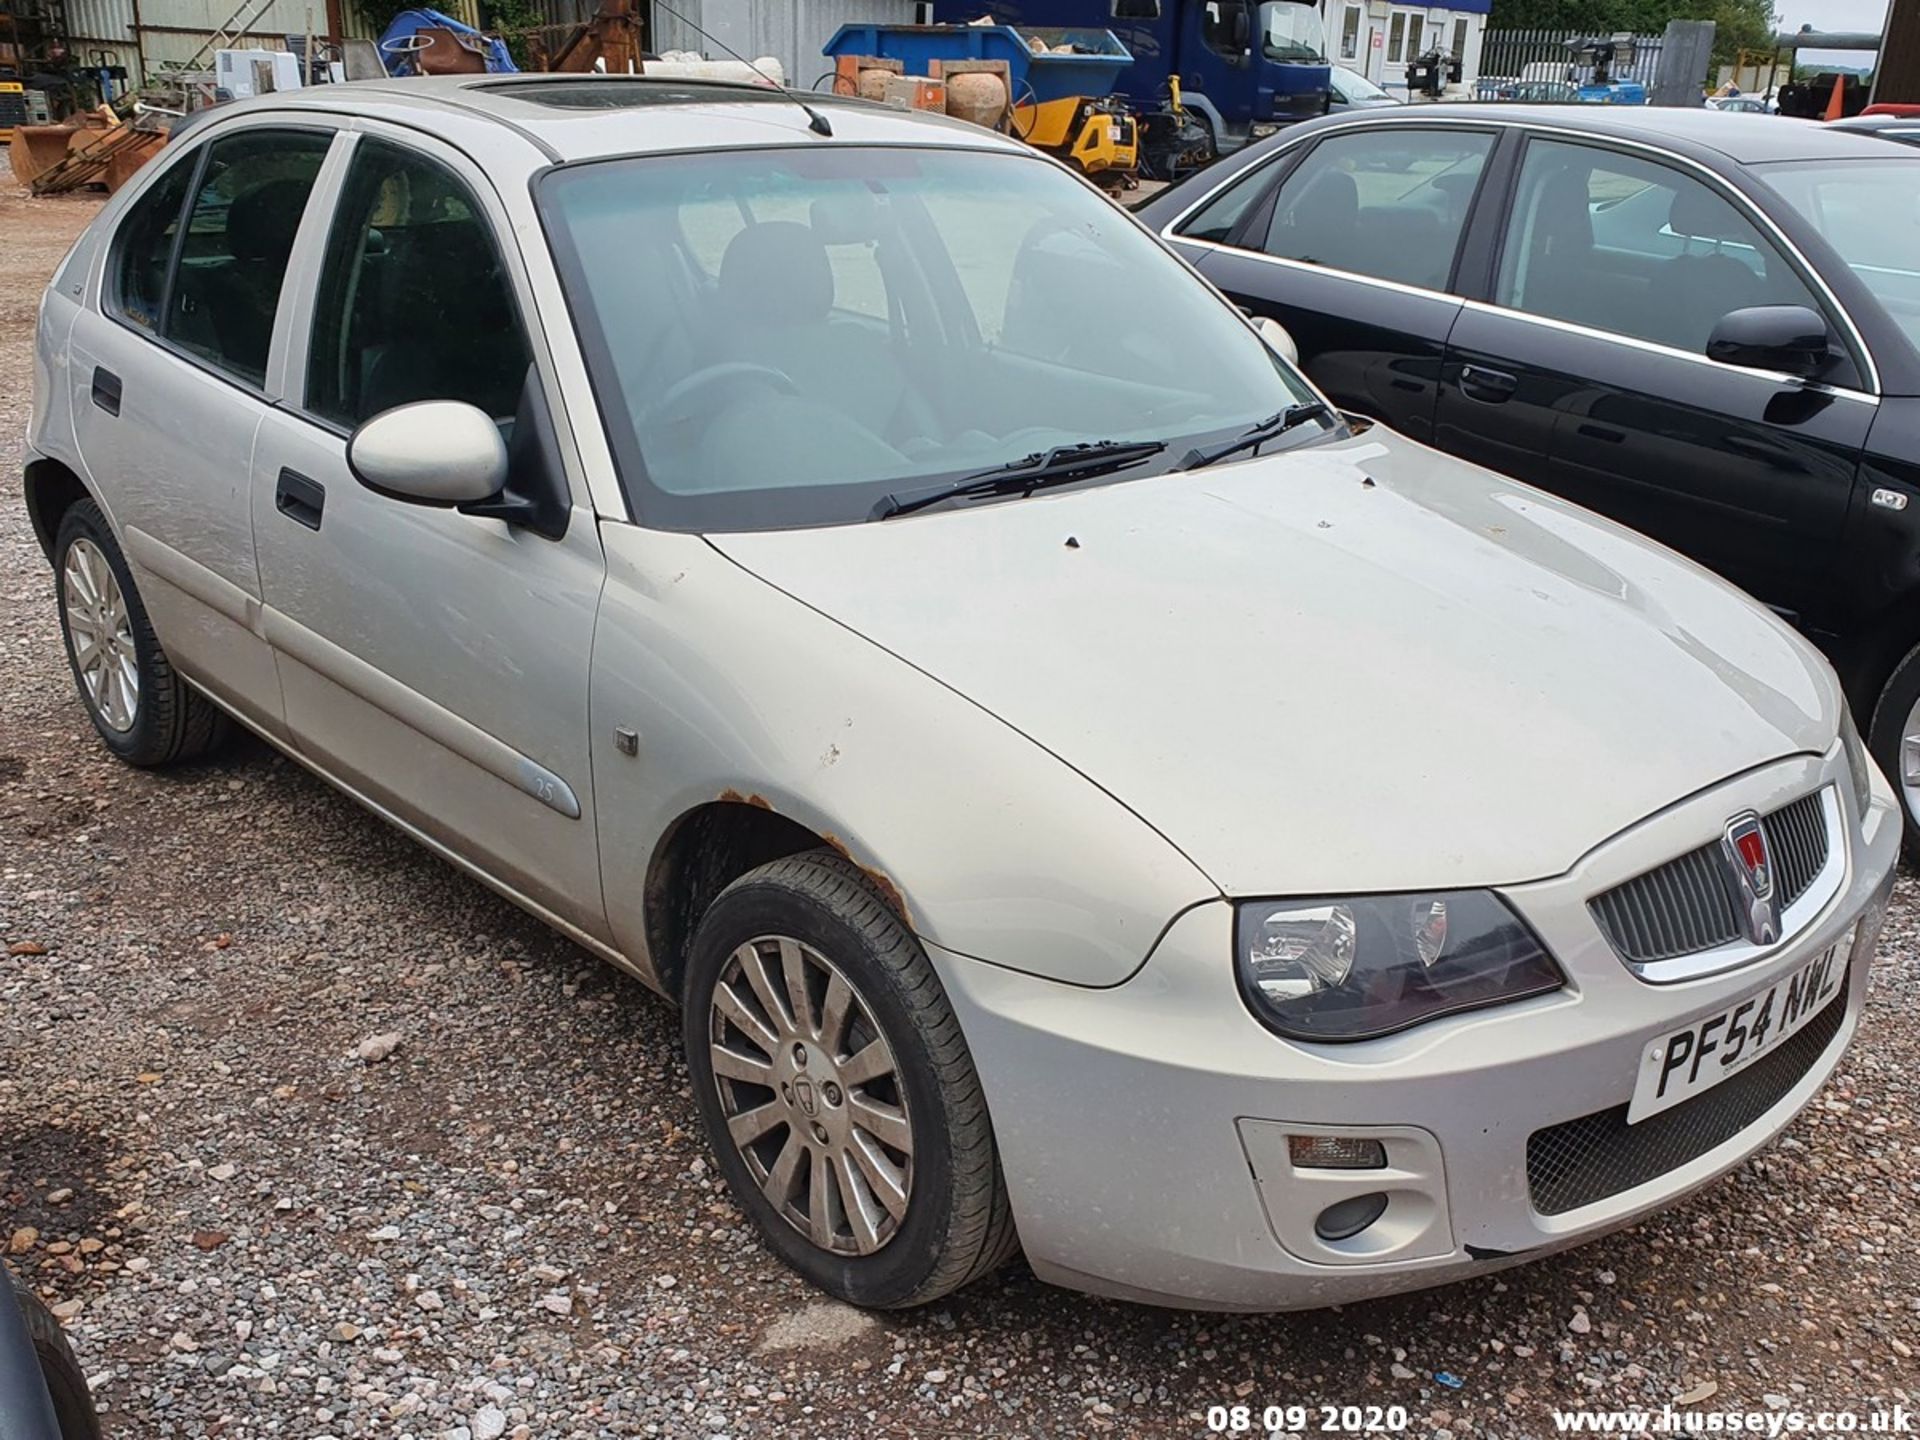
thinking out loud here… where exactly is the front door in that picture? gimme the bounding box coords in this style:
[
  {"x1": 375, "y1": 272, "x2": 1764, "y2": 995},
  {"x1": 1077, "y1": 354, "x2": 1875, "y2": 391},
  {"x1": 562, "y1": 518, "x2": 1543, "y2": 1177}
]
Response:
[
  {"x1": 1436, "y1": 135, "x2": 1873, "y2": 629},
  {"x1": 66, "y1": 125, "x2": 336, "y2": 738},
  {"x1": 250, "y1": 128, "x2": 609, "y2": 938}
]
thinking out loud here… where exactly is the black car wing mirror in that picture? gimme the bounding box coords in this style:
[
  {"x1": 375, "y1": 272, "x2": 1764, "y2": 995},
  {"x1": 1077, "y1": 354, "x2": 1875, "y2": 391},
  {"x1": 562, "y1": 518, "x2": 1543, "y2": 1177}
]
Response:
[{"x1": 1705, "y1": 304, "x2": 1834, "y2": 379}]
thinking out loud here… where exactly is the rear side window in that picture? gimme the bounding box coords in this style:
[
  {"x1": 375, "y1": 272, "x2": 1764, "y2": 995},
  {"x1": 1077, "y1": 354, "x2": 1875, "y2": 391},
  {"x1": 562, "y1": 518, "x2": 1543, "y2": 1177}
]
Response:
[
  {"x1": 112, "y1": 158, "x2": 197, "y2": 332},
  {"x1": 1258, "y1": 128, "x2": 1492, "y2": 291},
  {"x1": 111, "y1": 128, "x2": 332, "y2": 386},
  {"x1": 306, "y1": 138, "x2": 531, "y2": 428}
]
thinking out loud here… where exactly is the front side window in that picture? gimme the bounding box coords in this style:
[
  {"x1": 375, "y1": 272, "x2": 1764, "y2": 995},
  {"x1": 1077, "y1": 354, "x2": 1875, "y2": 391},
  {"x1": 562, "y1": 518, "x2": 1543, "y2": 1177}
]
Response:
[
  {"x1": 539, "y1": 146, "x2": 1317, "y2": 531},
  {"x1": 1495, "y1": 139, "x2": 1825, "y2": 357},
  {"x1": 1260, "y1": 127, "x2": 1493, "y2": 290},
  {"x1": 1341, "y1": 5, "x2": 1361, "y2": 60},
  {"x1": 167, "y1": 129, "x2": 332, "y2": 386},
  {"x1": 1202, "y1": 0, "x2": 1250, "y2": 55},
  {"x1": 1758, "y1": 157, "x2": 1920, "y2": 352},
  {"x1": 307, "y1": 138, "x2": 532, "y2": 428},
  {"x1": 112, "y1": 155, "x2": 197, "y2": 333}
]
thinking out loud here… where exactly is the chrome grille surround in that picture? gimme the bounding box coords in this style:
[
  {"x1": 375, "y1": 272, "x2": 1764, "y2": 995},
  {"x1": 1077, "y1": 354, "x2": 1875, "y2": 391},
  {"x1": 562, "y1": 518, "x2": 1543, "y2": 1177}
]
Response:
[{"x1": 1590, "y1": 786, "x2": 1842, "y2": 983}]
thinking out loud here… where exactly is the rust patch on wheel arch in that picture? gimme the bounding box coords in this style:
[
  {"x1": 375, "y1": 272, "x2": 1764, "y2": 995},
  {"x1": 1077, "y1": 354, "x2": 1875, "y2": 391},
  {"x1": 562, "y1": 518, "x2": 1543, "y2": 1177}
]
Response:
[
  {"x1": 716, "y1": 787, "x2": 773, "y2": 810},
  {"x1": 820, "y1": 832, "x2": 913, "y2": 929}
]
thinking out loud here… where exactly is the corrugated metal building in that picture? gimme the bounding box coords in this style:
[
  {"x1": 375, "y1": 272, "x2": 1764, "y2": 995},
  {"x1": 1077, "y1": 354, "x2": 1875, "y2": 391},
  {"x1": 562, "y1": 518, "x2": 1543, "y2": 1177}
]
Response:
[
  {"x1": 63, "y1": 0, "x2": 480, "y2": 85},
  {"x1": 534, "y1": 0, "x2": 919, "y2": 91}
]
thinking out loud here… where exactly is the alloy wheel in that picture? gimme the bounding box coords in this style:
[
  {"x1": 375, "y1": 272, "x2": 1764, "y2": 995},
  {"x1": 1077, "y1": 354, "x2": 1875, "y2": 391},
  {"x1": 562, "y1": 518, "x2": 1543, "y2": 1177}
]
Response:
[
  {"x1": 62, "y1": 537, "x2": 138, "y2": 733},
  {"x1": 706, "y1": 935, "x2": 914, "y2": 1256}
]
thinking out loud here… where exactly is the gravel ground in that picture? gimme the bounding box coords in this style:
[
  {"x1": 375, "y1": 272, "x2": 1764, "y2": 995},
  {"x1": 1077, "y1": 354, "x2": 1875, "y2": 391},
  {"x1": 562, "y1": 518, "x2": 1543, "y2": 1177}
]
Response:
[{"x1": 2, "y1": 177, "x2": 1917, "y2": 1440}]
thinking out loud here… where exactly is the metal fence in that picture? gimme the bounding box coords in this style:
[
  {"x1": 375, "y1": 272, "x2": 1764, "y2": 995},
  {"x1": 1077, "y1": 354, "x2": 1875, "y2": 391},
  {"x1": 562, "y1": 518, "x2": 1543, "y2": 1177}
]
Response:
[{"x1": 1474, "y1": 26, "x2": 1665, "y2": 98}]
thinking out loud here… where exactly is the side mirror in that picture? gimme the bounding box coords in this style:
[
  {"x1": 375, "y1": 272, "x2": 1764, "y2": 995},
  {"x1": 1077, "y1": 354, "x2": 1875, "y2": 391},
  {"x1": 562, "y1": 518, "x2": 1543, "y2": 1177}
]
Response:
[
  {"x1": 1706, "y1": 304, "x2": 1832, "y2": 378},
  {"x1": 1253, "y1": 315, "x2": 1300, "y2": 366},
  {"x1": 347, "y1": 400, "x2": 508, "y2": 506}
]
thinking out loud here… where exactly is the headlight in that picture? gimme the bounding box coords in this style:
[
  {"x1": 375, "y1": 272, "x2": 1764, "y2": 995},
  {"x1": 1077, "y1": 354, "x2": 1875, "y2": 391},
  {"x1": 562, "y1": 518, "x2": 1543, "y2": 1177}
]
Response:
[
  {"x1": 1840, "y1": 709, "x2": 1876, "y2": 819},
  {"x1": 1235, "y1": 891, "x2": 1564, "y2": 1043}
]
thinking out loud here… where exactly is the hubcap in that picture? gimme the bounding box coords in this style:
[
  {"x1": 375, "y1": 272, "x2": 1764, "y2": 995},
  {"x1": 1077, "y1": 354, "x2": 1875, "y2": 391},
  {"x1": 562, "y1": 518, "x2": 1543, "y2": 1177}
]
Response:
[
  {"x1": 707, "y1": 936, "x2": 913, "y2": 1257},
  {"x1": 62, "y1": 538, "x2": 138, "y2": 733},
  {"x1": 1901, "y1": 694, "x2": 1920, "y2": 829}
]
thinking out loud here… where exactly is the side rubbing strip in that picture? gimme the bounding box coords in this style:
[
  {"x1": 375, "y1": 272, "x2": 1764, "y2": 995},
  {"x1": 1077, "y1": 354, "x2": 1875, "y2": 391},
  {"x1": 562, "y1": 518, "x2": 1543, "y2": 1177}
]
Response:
[{"x1": 260, "y1": 607, "x2": 582, "y2": 819}]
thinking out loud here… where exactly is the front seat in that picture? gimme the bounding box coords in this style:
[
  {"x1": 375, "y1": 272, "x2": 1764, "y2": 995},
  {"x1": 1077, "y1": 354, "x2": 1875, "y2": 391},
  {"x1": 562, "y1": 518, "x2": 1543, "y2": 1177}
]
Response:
[
  {"x1": 1507, "y1": 164, "x2": 1597, "y2": 328},
  {"x1": 209, "y1": 177, "x2": 310, "y2": 377},
  {"x1": 1659, "y1": 184, "x2": 1764, "y2": 352},
  {"x1": 1271, "y1": 166, "x2": 1359, "y2": 266},
  {"x1": 715, "y1": 220, "x2": 921, "y2": 441}
]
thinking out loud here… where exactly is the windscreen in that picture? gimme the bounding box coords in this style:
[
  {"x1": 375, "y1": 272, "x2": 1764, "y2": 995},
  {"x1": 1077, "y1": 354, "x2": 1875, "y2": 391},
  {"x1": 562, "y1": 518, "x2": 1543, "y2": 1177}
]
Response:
[
  {"x1": 1758, "y1": 158, "x2": 1920, "y2": 352},
  {"x1": 538, "y1": 145, "x2": 1315, "y2": 530}
]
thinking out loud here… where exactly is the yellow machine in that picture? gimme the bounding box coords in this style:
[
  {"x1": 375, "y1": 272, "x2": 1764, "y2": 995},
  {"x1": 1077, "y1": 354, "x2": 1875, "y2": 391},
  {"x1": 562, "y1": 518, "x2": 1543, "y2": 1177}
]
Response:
[
  {"x1": 0, "y1": 80, "x2": 25, "y2": 145},
  {"x1": 1014, "y1": 93, "x2": 1137, "y2": 181}
]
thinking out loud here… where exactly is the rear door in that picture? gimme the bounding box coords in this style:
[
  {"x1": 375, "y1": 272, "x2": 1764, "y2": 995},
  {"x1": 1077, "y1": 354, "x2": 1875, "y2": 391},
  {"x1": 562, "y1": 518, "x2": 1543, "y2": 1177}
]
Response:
[
  {"x1": 66, "y1": 122, "x2": 338, "y2": 738},
  {"x1": 1165, "y1": 122, "x2": 1500, "y2": 440},
  {"x1": 1436, "y1": 134, "x2": 1875, "y2": 628}
]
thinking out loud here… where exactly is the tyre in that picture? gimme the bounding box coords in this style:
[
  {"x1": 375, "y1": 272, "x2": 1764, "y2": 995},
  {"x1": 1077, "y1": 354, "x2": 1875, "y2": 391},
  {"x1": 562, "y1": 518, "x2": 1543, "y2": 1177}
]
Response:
[
  {"x1": 8, "y1": 1266, "x2": 102, "y2": 1440},
  {"x1": 682, "y1": 851, "x2": 1017, "y2": 1308},
  {"x1": 53, "y1": 499, "x2": 230, "y2": 767},
  {"x1": 1867, "y1": 641, "x2": 1920, "y2": 862}
]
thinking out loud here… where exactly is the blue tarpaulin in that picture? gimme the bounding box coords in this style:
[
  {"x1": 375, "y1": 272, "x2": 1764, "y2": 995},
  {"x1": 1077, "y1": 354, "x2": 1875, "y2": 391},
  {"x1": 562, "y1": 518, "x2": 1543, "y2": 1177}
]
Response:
[{"x1": 377, "y1": 8, "x2": 517, "y2": 75}]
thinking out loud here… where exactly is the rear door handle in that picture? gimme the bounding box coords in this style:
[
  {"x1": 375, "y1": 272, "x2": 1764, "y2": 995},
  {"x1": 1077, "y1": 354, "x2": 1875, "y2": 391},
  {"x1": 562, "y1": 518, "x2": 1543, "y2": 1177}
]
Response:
[
  {"x1": 1458, "y1": 364, "x2": 1518, "y2": 403},
  {"x1": 90, "y1": 367, "x2": 121, "y2": 416},
  {"x1": 275, "y1": 468, "x2": 325, "y2": 531}
]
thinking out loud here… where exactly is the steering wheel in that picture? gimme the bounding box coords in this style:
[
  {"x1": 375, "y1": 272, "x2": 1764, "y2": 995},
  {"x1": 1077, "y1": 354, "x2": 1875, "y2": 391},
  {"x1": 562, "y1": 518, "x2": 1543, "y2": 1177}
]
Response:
[{"x1": 646, "y1": 362, "x2": 801, "y2": 434}]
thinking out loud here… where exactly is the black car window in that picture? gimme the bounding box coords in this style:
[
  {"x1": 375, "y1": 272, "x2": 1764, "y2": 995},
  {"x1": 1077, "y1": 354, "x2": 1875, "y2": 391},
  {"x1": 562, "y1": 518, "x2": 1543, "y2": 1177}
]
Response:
[
  {"x1": 166, "y1": 129, "x2": 333, "y2": 387},
  {"x1": 111, "y1": 155, "x2": 197, "y2": 333},
  {"x1": 1495, "y1": 138, "x2": 1825, "y2": 359},
  {"x1": 1201, "y1": 0, "x2": 1249, "y2": 56},
  {"x1": 1257, "y1": 127, "x2": 1493, "y2": 291},
  {"x1": 307, "y1": 138, "x2": 532, "y2": 428}
]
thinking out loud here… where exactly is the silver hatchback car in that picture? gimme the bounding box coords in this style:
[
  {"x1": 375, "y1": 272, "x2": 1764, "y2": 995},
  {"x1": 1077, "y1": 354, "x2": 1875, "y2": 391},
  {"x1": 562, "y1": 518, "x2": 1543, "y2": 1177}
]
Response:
[{"x1": 25, "y1": 74, "x2": 1900, "y2": 1312}]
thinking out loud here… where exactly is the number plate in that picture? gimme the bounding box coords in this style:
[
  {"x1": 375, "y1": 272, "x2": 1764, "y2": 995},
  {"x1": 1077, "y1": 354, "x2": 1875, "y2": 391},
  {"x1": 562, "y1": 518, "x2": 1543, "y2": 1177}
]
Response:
[{"x1": 1627, "y1": 936, "x2": 1849, "y2": 1124}]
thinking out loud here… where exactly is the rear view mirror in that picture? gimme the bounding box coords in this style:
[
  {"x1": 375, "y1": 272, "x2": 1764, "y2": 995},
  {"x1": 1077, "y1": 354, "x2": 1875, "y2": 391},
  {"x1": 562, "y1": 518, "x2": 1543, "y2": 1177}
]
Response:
[
  {"x1": 1706, "y1": 305, "x2": 1832, "y2": 378},
  {"x1": 1253, "y1": 315, "x2": 1300, "y2": 366},
  {"x1": 347, "y1": 400, "x2": 508, "y2": 505}
]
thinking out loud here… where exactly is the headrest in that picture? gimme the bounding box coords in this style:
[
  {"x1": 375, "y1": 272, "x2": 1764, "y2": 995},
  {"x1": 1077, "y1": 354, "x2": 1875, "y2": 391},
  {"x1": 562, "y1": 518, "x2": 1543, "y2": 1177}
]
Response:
[
  {"x1": 1532, "y1": 165, "x2": 1593, "y2": 252},
  {"x1": 227, "y1": 178, "x2": 311, "y2": 265},
  {"x1": 1292, "y1": 167, "x2": 1358, "y2": 219},
  {"x1": 1669, "y1": 184, "x2": 1749, "y2": 244},
  {"x1": 718, "y1": 220, "x2": 832, "y2": 325},
  {"x1": 810, "y1": 192, "x2": 887, "y2": 245}
]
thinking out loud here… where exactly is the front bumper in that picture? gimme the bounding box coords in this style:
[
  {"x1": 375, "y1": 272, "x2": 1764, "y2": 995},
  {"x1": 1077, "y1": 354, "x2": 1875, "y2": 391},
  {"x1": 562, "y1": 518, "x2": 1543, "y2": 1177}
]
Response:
[{"x1": 932, "y1": 747, "x2": 1898, "y2": 1310}]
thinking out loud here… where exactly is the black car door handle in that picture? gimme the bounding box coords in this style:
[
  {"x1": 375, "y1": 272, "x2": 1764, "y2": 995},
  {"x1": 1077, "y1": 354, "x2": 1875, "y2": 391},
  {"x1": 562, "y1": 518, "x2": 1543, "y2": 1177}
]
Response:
[
  {"x1": 90, "y1": 367, "x2": 121, "y2": 416},
  {"x1": 275, "y1": 469, "x2": 325, "y2": 531},
  {"x1": 1458, "y1": 365, "x2": 1518, "y2": 403}
]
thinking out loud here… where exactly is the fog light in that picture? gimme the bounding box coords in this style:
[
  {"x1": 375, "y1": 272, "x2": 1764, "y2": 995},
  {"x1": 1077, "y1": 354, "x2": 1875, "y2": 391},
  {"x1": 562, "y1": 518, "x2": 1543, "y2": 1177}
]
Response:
[
  {"x1": 1288, "y1": 1134, "x2": 1387, "y2": 1170},
  {"x1": 1314, "y1": 1192, "x2": 1389, "y2": 1242}
]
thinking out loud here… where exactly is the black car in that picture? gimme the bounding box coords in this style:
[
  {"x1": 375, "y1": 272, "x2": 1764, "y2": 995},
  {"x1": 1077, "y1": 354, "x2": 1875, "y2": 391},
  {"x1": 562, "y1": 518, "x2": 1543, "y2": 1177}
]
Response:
[{"x1": 1136, "y1": 105, "x2": 1920, "y2": 850}]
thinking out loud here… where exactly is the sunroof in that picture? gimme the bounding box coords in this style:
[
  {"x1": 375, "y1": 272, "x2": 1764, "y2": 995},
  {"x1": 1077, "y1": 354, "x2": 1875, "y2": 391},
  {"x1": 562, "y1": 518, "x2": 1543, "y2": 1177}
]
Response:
[{"x1": 472, "y1": 78, "x2": 796, "y2": 109}]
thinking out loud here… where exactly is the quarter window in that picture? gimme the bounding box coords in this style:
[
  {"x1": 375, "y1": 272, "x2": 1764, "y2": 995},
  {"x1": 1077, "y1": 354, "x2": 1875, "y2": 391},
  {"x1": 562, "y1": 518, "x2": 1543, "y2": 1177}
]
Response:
[
  {"x1": 1259, "y1": 127, "x2": 1493, "y2": 290},
  {"x1": 306, "y1": 139, "x2": 532, "y2": 428},
  {"x1": 167, "y1": 129, "x2": 332, "y2": 386},
  {"x1": 1494, "y1": 139, "x2": 1826, "y2": 357}
]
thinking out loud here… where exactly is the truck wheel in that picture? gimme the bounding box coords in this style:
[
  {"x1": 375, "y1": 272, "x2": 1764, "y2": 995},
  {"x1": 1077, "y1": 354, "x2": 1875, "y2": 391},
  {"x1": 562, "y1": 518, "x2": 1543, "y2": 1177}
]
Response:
[
  {"x1": 682, "y1": 851, "x2": 1017, "y2": 1308},
  {"x1": 53, "y1": 499, "x2": 230, "y2": 768},
  {"x1": 8, "y1": 1267, "x2": 102, "y2": 1439},
  {"x1": 1867, "y1": 640, "x2": 1920, "y2": 862}
]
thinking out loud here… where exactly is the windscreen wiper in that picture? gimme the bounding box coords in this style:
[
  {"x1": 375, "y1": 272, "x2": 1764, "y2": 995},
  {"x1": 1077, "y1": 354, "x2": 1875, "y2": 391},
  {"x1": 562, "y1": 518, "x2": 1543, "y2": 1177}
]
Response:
[
  {"x1": 873, "y1": 440, "x2": 1168, "y2": 520},
  {"x1": 1172, "y1": 401, "x2": 1337, "y2": 472}
]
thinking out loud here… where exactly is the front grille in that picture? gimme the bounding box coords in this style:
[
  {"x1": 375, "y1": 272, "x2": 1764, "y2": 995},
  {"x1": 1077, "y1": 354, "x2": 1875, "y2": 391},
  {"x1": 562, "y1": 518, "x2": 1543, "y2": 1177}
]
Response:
[
  {"x1": 1525, "y1": 970, "x2": 1849, "y2": 1216},
  {"x1": 1591, "y1": 789, "x2": 1832, "y2": 966}
]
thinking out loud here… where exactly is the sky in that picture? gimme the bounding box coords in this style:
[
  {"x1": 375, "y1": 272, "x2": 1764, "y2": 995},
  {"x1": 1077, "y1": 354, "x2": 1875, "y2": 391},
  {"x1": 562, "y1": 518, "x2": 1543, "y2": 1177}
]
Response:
[{"x1": 1771, "y1": 0, "x2": 1887, "y2": 71}]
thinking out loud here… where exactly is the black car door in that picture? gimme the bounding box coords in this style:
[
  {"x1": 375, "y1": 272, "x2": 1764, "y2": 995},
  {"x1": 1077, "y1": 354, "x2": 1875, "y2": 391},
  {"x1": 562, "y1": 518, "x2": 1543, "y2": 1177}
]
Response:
[
  {"x1": 1435, "y1": 133, "x2": 1875, "y2": 631},
  {"x1": 1161, "y1": 122, "x2": 1501, "y2": 442}
]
